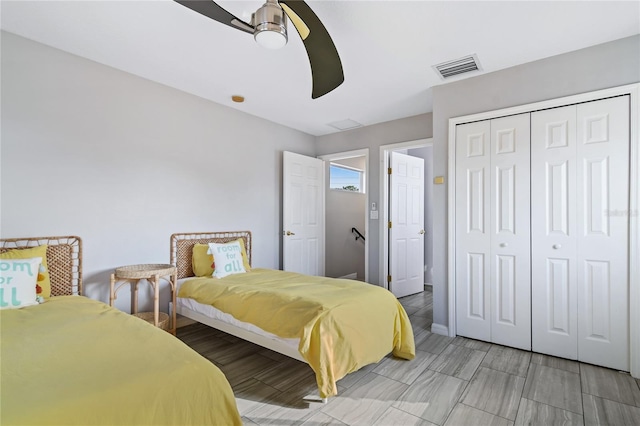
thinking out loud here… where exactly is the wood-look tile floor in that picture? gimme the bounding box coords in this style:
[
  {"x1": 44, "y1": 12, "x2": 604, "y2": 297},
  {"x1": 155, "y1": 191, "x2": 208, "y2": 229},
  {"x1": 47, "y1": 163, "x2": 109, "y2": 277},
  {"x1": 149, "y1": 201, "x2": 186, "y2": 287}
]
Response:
[{"x1": 177, "y1": 289, "x2": 640, "y2": 425}]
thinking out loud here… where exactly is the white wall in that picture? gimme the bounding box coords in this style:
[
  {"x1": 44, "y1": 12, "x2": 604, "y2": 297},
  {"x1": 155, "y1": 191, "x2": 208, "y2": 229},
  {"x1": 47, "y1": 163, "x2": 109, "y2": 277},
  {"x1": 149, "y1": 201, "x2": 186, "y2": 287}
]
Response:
[
  {"x1": 331, "y1": 156, "x2": 366, "y2": 173},
  {"x1": 316, "y1": 114, "x2": 433, "y2": 286},
  {"x1": 431, "y1": 34, "x2": 640, "y2": 328},
  {"x1": 325, "y1": 190, "x2": 366, "y2": 279},
  {"x1": 0, "y1": 32, "x2": 316, "y2": 312}
]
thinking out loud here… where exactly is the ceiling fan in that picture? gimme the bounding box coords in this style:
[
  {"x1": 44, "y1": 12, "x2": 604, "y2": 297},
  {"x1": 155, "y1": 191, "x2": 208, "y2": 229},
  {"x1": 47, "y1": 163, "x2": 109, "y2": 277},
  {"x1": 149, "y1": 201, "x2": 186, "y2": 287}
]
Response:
[{"x1": 175, "y1": 0, "x2": 344, "y2": 99}]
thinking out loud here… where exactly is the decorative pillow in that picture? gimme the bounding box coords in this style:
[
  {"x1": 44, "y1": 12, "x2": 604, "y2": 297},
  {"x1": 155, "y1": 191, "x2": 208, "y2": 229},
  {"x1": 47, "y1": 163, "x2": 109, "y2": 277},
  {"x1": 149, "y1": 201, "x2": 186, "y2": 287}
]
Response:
[
  {"x1": 192, "y1": 239, "x2": 251, "y2": 277},
  {"x1": 207, "y1": 241, "x2": 247, "y2": 279},
  {"x1": 0, "y1": 245, "x2": 51, "y2": 298},
  {"x1": 0, "y1": 257, "x2": 42, "y2": 309}
]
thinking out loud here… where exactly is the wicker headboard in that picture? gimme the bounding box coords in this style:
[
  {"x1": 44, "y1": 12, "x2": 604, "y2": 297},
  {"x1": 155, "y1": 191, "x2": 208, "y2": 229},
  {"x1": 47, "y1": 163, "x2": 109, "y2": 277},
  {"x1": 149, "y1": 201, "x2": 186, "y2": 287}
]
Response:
[
  {"x1": 170, "y1": 231, "x2": 252, "y2": 279},
  {"x1": 0, "y1": 236, "x2": 83, "y2": 296}
]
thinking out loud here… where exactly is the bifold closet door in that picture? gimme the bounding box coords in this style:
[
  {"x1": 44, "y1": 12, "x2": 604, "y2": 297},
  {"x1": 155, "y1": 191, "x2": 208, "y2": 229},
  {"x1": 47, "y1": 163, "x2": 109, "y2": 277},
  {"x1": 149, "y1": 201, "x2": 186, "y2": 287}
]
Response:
[
  {"x1": 490, "y1": 114, "x2": 531, "y2": 350},
  {"x1": 576, "y1": 97, "x2": 629, "y2": 370},
  {"x1": 456, "y1": 114, "x2": 531, "y2": 349},
  {"x1": 531, "y1": 96, "x2": 629, "y2": 371},
  {"x1": 456, "y1": 120, "x2": 491, "y2": 342},
  {"x1": 531, "y1": 105, "x2": 578, "y2": 360}
]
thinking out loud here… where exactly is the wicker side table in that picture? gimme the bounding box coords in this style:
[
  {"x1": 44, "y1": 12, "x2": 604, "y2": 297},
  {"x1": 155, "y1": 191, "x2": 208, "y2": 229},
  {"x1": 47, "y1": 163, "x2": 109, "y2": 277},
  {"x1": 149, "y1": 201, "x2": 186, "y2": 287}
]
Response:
[{"x1": 110, "y1": 264, "x2": 177, "y2": 335}]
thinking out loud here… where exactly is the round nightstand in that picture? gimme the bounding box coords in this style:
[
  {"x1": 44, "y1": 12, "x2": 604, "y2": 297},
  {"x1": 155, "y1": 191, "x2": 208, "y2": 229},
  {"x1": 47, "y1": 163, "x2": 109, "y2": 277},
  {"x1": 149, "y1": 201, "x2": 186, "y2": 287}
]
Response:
[{"x1": 110, "y1": 264, "x2": 177, "y2": 335}]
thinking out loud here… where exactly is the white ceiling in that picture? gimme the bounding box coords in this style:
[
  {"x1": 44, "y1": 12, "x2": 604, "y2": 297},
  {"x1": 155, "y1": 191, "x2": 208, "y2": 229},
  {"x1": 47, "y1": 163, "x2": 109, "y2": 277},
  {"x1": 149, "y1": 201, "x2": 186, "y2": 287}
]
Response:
[{"x1": 2, "y1": 1, "x2": 639, "y2": 136}]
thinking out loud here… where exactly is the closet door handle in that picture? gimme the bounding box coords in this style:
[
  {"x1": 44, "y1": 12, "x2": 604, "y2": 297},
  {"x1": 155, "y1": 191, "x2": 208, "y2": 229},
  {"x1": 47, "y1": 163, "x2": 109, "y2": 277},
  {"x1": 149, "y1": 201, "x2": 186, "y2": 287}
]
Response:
[
  {"x1": 499, "y1": 243, "x2": 508, "y2": 248},
  {"x1": 552, "y1": 244, "x2": 561, "y2": 249}
]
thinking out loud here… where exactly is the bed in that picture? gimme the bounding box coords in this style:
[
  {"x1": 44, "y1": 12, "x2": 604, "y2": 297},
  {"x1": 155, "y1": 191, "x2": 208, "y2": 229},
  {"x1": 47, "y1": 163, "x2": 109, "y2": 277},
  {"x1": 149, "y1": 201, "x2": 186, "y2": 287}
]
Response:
[
  {"x1": 170, "y1": 231, "x2": 416, "y2": 399},
  {"x1": 1, "y1": 236, "x2": 241, "y2": 426}
]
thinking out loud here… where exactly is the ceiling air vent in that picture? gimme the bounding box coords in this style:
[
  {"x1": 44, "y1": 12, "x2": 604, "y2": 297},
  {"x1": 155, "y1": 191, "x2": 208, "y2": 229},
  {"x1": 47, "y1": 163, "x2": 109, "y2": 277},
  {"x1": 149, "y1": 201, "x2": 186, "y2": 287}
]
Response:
[
  {"x1": 327, "y1": 119, "x2": 363, "y2": 131},
  {"x1": 433, "y1": 54, "x2": 482, "y2": 79}
]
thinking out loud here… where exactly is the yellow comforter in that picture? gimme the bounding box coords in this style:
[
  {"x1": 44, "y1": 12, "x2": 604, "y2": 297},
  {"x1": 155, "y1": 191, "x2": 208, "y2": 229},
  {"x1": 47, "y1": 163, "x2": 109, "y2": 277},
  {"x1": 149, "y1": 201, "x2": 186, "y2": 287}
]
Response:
[
  {"x1": 179, "y1": 268, "x2": 415, "y2": 398},
  {"x1": 0, "y1": 296, "x2": 241, "y2": 426}
]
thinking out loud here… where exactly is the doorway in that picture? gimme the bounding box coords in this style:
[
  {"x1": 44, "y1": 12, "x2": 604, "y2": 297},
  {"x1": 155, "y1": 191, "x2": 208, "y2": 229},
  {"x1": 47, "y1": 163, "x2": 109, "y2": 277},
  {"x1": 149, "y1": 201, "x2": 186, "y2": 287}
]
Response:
[
  {"x1": 380, "y1": 139, "x2": 434, "y2": 295},
  {"x1": 318, "y1": 149, "x2": 369, "y2": 283}
]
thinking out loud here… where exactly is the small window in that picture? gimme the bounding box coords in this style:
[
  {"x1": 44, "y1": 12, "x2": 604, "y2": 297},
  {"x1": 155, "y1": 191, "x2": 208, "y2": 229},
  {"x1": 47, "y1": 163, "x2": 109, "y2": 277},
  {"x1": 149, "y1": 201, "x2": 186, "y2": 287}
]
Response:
[{"x1": 329, "y1": 163, "x2": 365, "y2": 193}]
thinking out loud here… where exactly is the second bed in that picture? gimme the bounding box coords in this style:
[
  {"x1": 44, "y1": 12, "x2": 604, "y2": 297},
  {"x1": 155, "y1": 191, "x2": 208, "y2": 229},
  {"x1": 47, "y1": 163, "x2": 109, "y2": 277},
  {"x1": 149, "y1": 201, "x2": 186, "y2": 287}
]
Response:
[{"x1": 171, "y1": 231, "x2": 415, "y2": 399}]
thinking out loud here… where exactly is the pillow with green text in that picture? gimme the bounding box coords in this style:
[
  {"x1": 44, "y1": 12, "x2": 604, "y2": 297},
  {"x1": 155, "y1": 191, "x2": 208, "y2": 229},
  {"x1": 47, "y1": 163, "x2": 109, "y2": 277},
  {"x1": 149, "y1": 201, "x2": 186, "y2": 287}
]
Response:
[
  {"x1": 192, "y1": 239, "x2": 251, "y2": 277},
  {"x1": 207, "y1": 241, "x2": 247, "y2": 279},
  {"x1": 0, "y1": 257, "x2": 42, "y2": 309},
  {"x1": 0, "y1": 245, "x2": 51, "y2": 298}
]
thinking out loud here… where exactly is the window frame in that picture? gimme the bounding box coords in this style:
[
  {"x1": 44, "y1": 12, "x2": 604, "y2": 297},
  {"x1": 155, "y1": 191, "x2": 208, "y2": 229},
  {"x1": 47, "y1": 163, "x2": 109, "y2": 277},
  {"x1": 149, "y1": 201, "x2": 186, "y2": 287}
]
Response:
[{"x1": 329, "y1": 162, "x2": 365, "y2": 193}]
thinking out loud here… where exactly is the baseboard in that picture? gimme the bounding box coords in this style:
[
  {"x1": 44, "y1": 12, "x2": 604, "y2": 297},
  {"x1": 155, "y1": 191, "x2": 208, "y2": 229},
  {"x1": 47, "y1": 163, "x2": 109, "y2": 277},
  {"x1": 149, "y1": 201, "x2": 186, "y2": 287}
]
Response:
[
  {"x1": 339, "y1": 272, "x2": 357, "y2": 280},
  {"x1": 424, "y1": 283, "x2": 433, "y2": 290},
  {"x1": 431, "y1": 323, "x2": 449, "y2": 336}
]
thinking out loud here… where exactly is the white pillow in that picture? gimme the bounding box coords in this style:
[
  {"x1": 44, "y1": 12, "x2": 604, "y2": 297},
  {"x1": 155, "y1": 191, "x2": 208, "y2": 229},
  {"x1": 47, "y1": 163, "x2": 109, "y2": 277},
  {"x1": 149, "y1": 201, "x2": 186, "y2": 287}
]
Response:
[
  {"x1": 0, "y1": 257, "x2": 42, "y2": 309},
  {"x1": 208, "y1": 241, "x2": 247, "y2": 279}
]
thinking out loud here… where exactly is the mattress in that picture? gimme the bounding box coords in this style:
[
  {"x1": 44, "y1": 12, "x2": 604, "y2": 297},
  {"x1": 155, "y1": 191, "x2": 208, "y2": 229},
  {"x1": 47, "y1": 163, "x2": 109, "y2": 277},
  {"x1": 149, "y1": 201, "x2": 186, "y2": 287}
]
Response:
[{"x1": 176, "y1": 277, "x2": 300, "y2": 352}]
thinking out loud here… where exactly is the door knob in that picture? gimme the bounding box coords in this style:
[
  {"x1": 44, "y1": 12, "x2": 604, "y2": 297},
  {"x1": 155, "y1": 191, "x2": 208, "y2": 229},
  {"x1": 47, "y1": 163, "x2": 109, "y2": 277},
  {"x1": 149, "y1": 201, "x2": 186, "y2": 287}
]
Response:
[
  {"x1": 285, "y1": 231, "x2": 296, "y2": 236},
  {"x1": 419, "y1": 229, "x2": 425, "y2": 235},
  {"x1": 499, "y1": 243, "x2": 508, "y2": 248},
  {"x1": 552, "y1": 244, "x2": 561, "y2": 249}
]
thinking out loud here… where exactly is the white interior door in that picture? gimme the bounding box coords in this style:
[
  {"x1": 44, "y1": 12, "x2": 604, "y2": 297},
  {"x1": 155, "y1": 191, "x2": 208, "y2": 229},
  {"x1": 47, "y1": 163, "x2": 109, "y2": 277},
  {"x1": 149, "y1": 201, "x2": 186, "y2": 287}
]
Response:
[
  {"x1": 575, "y1": 96, "x2": 629, "y2": 370},
  {"x1": 389, "y1": 151, "x2": 424, "y2": 298},
  {"x1": 531, "y1": 105, "x2": 579, "y2": 360},
  {"x1": 490, "y1": 114, "x2": 531, "y2": 350},
  {"x1": 455, "y1": 120, "x2": 492, "y2": 342},
  {"x1": 283, "y1": 151, "x2": 325, "y2": 276}
]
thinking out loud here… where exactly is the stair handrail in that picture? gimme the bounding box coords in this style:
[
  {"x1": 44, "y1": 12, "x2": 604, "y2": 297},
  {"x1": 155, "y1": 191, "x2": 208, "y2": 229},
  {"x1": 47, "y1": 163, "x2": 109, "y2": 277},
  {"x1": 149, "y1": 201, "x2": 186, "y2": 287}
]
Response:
[{"x1": 351, "y1": 227, "x2": 365, "y2": 242}]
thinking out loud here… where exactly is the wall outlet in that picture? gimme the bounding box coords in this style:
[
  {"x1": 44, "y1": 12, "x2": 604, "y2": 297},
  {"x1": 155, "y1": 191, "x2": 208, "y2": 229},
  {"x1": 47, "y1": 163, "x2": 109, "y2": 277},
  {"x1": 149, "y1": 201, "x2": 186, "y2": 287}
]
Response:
[{"x1": 370, "y1": 210, "x2": 379, "y2": 220}]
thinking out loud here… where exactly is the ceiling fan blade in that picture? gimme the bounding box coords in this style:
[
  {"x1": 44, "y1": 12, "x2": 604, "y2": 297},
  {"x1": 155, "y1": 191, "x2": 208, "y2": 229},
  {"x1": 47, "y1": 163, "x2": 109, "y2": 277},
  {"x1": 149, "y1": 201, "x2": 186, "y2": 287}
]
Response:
[
  {"x1": 175, "y1": 0, "x2": 254, "y2": 34},
  {"x1": 279, "y1": 0, "x2": 344, "y2": 99},
  {"x1": 279, "y1": 3, "x2": 310, "y2": 40}
]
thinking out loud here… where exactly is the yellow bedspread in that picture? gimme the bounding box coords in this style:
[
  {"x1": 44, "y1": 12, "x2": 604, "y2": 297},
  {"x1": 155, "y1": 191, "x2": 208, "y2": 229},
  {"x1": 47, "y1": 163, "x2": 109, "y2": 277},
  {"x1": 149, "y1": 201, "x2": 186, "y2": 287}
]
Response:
[
  {"x1": 0, "y1": 296, "x2": 241, "y2": 426},
  {"x1": 179, "y1": 269, "x2": 415, "y2": 398}
]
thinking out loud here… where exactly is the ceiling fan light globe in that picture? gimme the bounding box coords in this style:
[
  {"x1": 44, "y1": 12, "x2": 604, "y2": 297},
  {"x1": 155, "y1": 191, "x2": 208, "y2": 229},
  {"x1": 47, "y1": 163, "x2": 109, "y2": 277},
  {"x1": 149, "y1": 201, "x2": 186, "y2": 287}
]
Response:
[
  {"x1": 254, "y1": 25, "x2": 288, "y2": 49},
  {"x1": 252, "y1": 0, "x2": 287, "y2": 49}
]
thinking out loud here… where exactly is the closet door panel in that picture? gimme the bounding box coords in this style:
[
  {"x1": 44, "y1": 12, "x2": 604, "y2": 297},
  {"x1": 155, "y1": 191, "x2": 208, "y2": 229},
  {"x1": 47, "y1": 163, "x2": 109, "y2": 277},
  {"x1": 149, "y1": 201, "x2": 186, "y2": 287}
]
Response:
[
  {"x1": 531, "y1": 105, "x2": 578, "y2": 360},
  {"x1": 490, "y1": 114, "x2": 531, "y2": 350},
  {"x1": 456, "y1": 120, "x2": 491, "y2": 341},
  {"x1": 576, "y1": 96, "x2": 629, "y2": 370}
]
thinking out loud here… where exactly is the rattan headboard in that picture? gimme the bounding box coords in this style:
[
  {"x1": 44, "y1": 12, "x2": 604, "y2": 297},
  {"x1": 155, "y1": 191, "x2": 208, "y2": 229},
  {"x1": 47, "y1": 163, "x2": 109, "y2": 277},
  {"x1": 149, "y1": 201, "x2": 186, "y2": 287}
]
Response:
[
  {"x1": 170, "y1": 231, "x2": 252, "y2": 279},
  {"x1": 0, "y1": 236, "x2": 83, "y2": 296}
]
